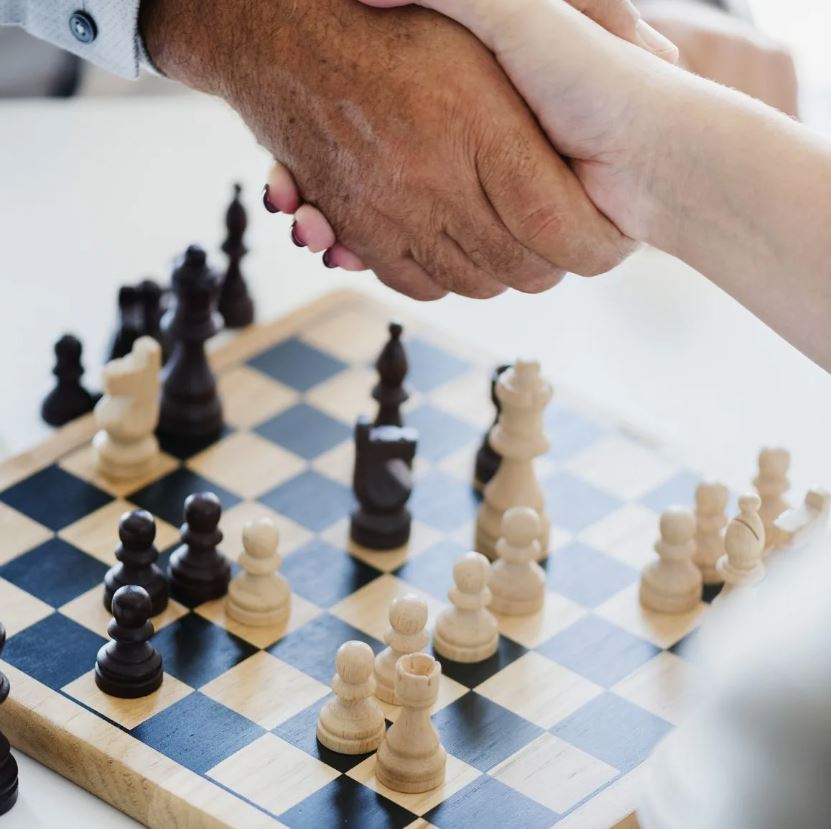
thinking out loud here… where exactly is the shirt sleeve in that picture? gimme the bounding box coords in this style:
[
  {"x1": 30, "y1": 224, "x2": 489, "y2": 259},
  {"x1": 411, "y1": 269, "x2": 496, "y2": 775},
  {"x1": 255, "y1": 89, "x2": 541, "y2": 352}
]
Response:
[{"x1": 0, "y1": 1, "x2": 153, "y2": 79}]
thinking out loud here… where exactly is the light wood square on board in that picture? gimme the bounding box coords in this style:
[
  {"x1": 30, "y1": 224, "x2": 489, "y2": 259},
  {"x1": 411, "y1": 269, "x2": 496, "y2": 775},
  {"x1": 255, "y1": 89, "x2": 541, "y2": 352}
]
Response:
[
  {"x1": 347, "y1": 752, "x2": 481, "y2": 816},
  {"x1": 0, "y1": 503, "x2": 52, "y2": 565},
  {"x1": 187, "y1": 432, "x2": 306, "y2": 500},
  {"x1": 578, "y1": 504, "x2": 661, "y2": 571},
  {"x1": 58, "y1": 498, "x2": 179, "y2": 564},
  {"x1": 428, "y1": 370, "x2": 495, "y2": 431},
  {"x1": 207, "y1": 733, "x2": 339, "y2": 816},
  {"x1": 301, "y1": 307, "x2": 391, "y2": 364},
  {"x1": 490, "y1": 733, "x2": 618, "y2": 815},
  {"x1": 218, "y1": 365, "x2": 299, "y2": 428},
  {"x1": 62, "y1": 670, "x2": 193, "y2": 730},
  {"x1": 553, "y1": 768, "x2": 643, "y2": 829},
  {"x1": 59, "y1": 443, "x2": 179, "y2": 499},
  {"x1": 311, "y1": 440, "x2": 355, "y2": 487},
  {"x1": 201, "y1": 651, "x2": 329, "y2": 730},
  {"x1": 475, "y1": 652, "x2": 603, "y2": 730},
  {"x1": 0, "y1": 578, "x2": 52, "y2": 637},
  {"x1": 219, "y1": 501, "x2": 313, "y2": 561},
  {"x1": 305, "y1": 366, "x2": 381, "y2": 427},
  {"x1": 494, "y1": 591, "x2": 587, "y2": 649}
]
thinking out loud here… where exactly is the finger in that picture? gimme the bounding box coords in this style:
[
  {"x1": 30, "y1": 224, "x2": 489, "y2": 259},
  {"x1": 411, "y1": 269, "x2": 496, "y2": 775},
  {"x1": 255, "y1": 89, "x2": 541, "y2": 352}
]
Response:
[
  {"x1": 294, "y1": 204, "x2": 337, "y2": 253},
  {"x1": 264, "y1": 161, "x2": 301, "y2": 213},
  {"x1": 372, "y1": 258, "x2": 449, "y2": 301},
  {"x1": 323, "y1": 243, "x2": 368, "y2": 272}
]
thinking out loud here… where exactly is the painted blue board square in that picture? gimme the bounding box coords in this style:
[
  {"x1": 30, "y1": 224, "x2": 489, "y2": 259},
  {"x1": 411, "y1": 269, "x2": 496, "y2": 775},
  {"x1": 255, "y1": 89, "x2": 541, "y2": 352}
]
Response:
[
  {"x1": 406, "y1": 338, "x2": 470, "y2": 393},
  {"x1": 255, "y1": 403, "x2": 351, "y2": 460},
  {"x1": 395, "y1": 538, "x2": 467, "y2": 601},
  {"x1": 410, "y1": 469, "x2": 478, "y2": 533},
  {"x1": 248, "y1": 338, "x2": 346, "y2": 392},
  {"x1": 405, "y1": 405, "x2": 478, "y2": 462},
  {"x1": 545, "y1": 407, "x2": 607, "y2": 462},
  {"x1": 542, "y1": 472, "x2": 622, "y2": 534},
  {"x1": 433, "y1": 636, "x2": 527, "y2": 689},
  {"x1": 132, "y1": 692, "x2": 264, "y2": 775},
  {"x1": 551, "y1": 692, "x2": 672, "y2": 772},
  {"x1": 259, "y1": 471, "x2": 353, "y2": 533},
  {"x1": 640, "y1": 470, "x2": 701, "y2": 513},
  {"x1": 546, "y1": 542, "x2": 638, "y2": 608}
]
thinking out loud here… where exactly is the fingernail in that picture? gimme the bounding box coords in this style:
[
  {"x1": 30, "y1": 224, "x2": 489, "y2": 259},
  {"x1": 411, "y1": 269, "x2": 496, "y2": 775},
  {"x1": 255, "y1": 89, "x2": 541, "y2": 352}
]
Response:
[
  {"x1": 322, "y1": 249, "x2": 336, "y2": 269},
  {"x1": 291, "y1": 222, "x2": 306, "y2": 247},
  {"x1": 262, "y1": 185, "x2": 280, "y2": 214},
  {"x1": 635, "y1": 19, "x2": 679, "y2": 62}
]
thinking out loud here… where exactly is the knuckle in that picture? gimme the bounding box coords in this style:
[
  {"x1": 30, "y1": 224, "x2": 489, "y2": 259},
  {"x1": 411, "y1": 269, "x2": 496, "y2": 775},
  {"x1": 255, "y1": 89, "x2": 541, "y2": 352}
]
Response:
[
  {"x1": 513, "y1": 268, "x2": 567, "y2": 294},
  {"x1": 516, "y1": 203, "x2": 566, "y2": 248}
]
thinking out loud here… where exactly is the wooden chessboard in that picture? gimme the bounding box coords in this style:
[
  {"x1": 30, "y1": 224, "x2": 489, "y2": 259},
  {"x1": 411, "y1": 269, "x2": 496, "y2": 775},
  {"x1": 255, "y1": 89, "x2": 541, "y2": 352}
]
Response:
[{"x1": 0, "y1": 290, "x2": 712, "y2": 829}]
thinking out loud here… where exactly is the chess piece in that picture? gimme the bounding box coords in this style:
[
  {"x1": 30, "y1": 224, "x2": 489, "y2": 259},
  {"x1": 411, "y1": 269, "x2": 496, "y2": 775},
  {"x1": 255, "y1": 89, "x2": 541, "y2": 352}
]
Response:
[
  {"x1": 693, "y1": 482, "x2": 729, "y2": 584},
  {"x1": 375, "y1": 595, "x2": 429, "y2": 704},
  {"x1": 489, "y1": 507, "x2": 546, "y2": 615},
  {"x1": 716, "y1": 493, "x2": 766, "y2": 593},
  {"x1": 316, "y1": 641, "x2": 385, "y2": 754},
  {"x1": 103, "y1": 509, "x2": 169, "y2": 616},
  {"x1": 41, "y1": 334, "x2": 98, "y2": 426},
  {"x1": 168, "y1": 492, "x2": 231, "y2": 605},
  {"x1": 95, "y1": 585, "x2": 163, "y2": 699},
  {"x1": 218, "y1": 183, "x2": 255, "y2": 329},
  {"x1": 754, "y1": 448, "x2": 791, "y2": 552},
  {"x1": 108, "y1": 286, "x2": 143, "y2": 361},
  {"x1": 137, "y1": 279, "x2": 166, "y2": 352},
  {"x1": 92, "y1": 337, "x2": 162, "y2": 480},
  {"x1": 226, "y1": 518, "x2": 290, "y2": 626},
  {"x1": 0, "y1": 625, "x2": 19, "y2": 816},
  {"x1": 475, "y1": 360, "x2": 551, "y2": 560},
  {"x1": 433, "y1": 552, "x2": 499, "y2": 662},
  {"x1": 775, "y1": 489, "x2": 831, "y2": 552},
  {"x1": 372, "y1": 322, "x2": 409, "y2": 427},
  {"x1": 350, "y1": 416, "x2": 417, "y2": 550},
  {"x1": 640, "y1": 507, "x2": 703, "y2": 613},
  {"x1": 376, "y1": 653, "x2": 446, "y2": 793},
  {"x1": 158, "y1": 245, "x2": 224, "y2": 440},
  {"x1": 473, "y1": 364, "x2": 511, "y2": 492}
]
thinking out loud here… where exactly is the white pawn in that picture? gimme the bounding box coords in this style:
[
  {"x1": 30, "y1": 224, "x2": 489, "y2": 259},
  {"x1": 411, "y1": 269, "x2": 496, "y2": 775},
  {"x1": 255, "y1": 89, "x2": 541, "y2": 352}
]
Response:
[
  {"x1": 640, "y1": 507, "x2": 703, "y2": 613},
  {"x1": 693, "y1": 482, "x2": 729, "y2": 584},
  {"x1": 433, "y1": 552, "x2": 498, "y2": 662},
  {"x1": 754, "y1": 448, "x2": 791, "y2": 552},
  {"x1": 376, "y1": 652, "x2": 446, "y2": 793},
  {"x1": 92, "y1": 337, "x2": 161, "y2": 480},
  {"x1": 226, "y1": 519, "x2": 290, "y2": 626},
  {"x1": 375, "y1": 595, "x2": 429, "y2": 704},
  {"x1": 716, "y1": 493, "x2": 766, "y2": 593},
  {"x1": 317, "y1": 641, "x2": 385, "y2": 754},
  {"x1": 489, "y1": 507, "x2": 546, "y2": 615}
]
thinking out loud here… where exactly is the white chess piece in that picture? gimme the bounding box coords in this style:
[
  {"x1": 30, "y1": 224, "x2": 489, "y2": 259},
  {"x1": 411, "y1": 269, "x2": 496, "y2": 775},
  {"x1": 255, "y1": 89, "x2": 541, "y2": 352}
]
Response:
[
  {"x1": 693, "y1": 482, "x2": 729, "y2": 584},
  {"x1": 92, "y1": 337, "x2": 161, "y2": 480},
  {"x1": 775, "y1": 489, "x2": 831, "y2": 552},
  {"x1": 640, "y1": 507, "x2": 703, "y2": 613},
  {"x1": 226, "y1": 519, "x2": 290, "y2": 626},
  {"x1": 316, "y1": 641, "x2": 386, "y2": 754},
  {"x1": 489, "y1": 507, "x2": 546, "y2": 615},
  {"x1": 433, "y1": 552, "x2": 498, "y2": 662},
  {"x1": 475, "y1": 360, "x2": 552, "y2": 561},
  {"x1": 754, "y1": 448, "x2": 791, "y2": 553},
  {"x1": 375, "y1": 652, "x2": 446, "y2": 793},
  {"x1": 375, "y1": 594, "x2": 429, "y2": 704},
  {"x1": 716, "y1": 493, "x2": 766, "y2": 595}
]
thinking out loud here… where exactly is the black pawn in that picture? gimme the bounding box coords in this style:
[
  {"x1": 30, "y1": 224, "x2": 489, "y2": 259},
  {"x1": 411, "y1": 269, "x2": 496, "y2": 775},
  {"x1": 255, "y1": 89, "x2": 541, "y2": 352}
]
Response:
[
  {"x1": 103, "y1": 510, "x2": 169, "y2": 617},
  {"x1": 473, "y1": 364, "x2": 511, "y2": 492},
  {"x1": 372, "y1": 322, "x2": 409, "y2": 427},
  {"x1": 108, "y1": 286, "x2": 144, "y2": 361},
  {"x1": 351, "y1": 416, "x2": 417, "y2": 550},
  {"x1": 40, "y1": 334, "x2": 98, "y2": 426},
  {"x1": 95, "y1": 586, "x2": 163, "y2": 699},
  {"x1": 168, "y1": 492, "x2": 230, "y2": 605},
  {"x1": 218, "y1": 183, "x2": 254, "y2": 329},
  {"x1": 158, "y1": 245, "x2": 224, "y2": 440},
  {"x1": 0, "y1": 625, "x2": 19, "y2": 816}
]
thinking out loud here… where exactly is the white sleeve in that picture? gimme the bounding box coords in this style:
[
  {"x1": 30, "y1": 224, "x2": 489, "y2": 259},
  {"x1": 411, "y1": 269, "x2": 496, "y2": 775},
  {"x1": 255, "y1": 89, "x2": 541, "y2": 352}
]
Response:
[{"x1": 0, "y1": 1, "x2": 154, "y2": 80}]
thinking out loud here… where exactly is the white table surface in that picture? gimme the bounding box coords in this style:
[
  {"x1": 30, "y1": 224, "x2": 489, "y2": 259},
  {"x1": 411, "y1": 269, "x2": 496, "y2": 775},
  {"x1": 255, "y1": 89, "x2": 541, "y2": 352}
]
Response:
[{"x1": 1, "y1": 94, "x2": 830, "y2": 828}]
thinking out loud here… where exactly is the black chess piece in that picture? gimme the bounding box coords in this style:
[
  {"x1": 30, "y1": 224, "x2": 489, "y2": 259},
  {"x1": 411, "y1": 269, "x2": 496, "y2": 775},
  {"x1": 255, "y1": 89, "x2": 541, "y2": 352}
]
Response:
[
  {"x1": 350, "y1": 416, "x2": 417, "y2": 550},
  {"x1": 158, "y1": 245, "x2": 224, "y2": 440},
  {"x1": 108, "y1": 286, "x2": 144, "y2": 362},
  {"x1": 473, "y1": 364, "x2": 511, "y2": 492},
  {"x1": 40, "y1": 334, "x2": 98, "y2": 426},
  {"x1": 103, "y1": 510, "x2": 169, "y2": 617},
  {"x1": 138, "y1": 279, "x2": 166, "y2": 347},
  {"x1": 0, "y1": 624, "x2": 19, "y2": 816},
  {"x1": 168, "y1": 492, "x2": 230, "y2": 605},
  {"x1": 95, "y1": 586, "x2": 163, "y2": 699},
  {"x1": 372, "y1": 322, "x2": 409, "y2": 427},
  {"x1": 218, "y1": 183, "x2": 254, "y2": 329}
]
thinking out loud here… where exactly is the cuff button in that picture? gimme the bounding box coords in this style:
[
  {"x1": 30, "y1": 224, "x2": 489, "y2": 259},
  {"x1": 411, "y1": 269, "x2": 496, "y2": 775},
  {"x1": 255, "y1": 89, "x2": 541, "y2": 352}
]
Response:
[{"x1": 69, "y1": 11, "x2": 97, "y2": 44}]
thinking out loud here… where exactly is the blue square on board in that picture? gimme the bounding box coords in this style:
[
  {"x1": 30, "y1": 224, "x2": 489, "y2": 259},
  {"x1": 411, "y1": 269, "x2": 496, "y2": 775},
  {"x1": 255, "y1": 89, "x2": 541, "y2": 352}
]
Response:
[
  {"x1": 255, "y1": 403, "x2": 351, "y2": 460},
  {"x1": 152, "y1": 613, "x2": 257, "y2": 688},
  {"x1": 538, "y1": 614, "x2": 660, "y2": 687},
  {"x1": 0, "y1": 538, "x2": 108, "y2": 607},
  {"x1": 434, "y1": 635, "x2": 527, "y2": 689},
  {"x1": 545, "y1": 406, "x2": 607, "y2": 462},
  {"x1": 640, "y1": 470, "x2": 701, "y2": 513},
  {"x1": 406, "y1": 338, "x2": 470, "y2": 393},
  {"x1": 546, "y1": 542, "x2": 638, "y2": 608},
  {"x1": 133, "y1": 692, "x2": 264, "y2": 775},
  {"x1": 406, "y1": 405, "x2": 479, "y2": 462},
  {"x1": 395, "y1": 538, "x2": 467, "y2": 601},
  {"x1": 410, "y1": 469, "x2": 478, "y2": 533},
  {"x1": 0, "y1": 465, "x2": 111, "y2": 531},
  {"x1": 259, "y1": 471, "x2": 353, "y2": 533},
  {"x1": 248, "y1": 338, "x2": 346, "y2": 392},
  {"x1": 3, "y1": 614, "x2": 105, "y2": 690},
  {"x1": 551, "y1": 692, "x2": 672, "y2": 772},
  {"x1": 542, "y1": 472, "x2": 622, "y2": 534}
]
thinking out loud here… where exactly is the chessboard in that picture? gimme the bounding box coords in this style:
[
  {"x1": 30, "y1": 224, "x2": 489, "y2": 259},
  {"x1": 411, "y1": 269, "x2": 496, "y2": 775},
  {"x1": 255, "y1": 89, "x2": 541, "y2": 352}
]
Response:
[{"x1": 0, "y1": 290, "x2": 710, "y2": 829}]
